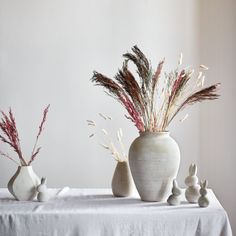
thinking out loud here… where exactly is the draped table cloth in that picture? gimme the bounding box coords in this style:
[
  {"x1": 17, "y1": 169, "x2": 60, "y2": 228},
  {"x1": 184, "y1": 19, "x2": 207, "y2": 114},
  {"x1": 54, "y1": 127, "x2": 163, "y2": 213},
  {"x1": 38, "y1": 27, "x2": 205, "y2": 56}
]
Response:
[{"x1": 0, "y1": 188, "x2": 232, "y2": 236}]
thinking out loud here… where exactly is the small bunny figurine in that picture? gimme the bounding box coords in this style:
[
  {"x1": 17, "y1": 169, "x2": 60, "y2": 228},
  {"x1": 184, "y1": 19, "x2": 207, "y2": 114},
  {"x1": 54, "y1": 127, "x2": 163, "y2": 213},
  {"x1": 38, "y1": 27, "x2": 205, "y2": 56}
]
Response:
[
  {"x1": 185, "y1": 164, "x2": 200, "y2": 203},
  {"x1": 198, "y1": 180, "x2": 209, "y2": 207},
  {"x1": 37, "y1": 177, "x2": 50, "y2": 202},
  {"x1": 167, "y1": 179, "x2": 182, "y2": 206}
]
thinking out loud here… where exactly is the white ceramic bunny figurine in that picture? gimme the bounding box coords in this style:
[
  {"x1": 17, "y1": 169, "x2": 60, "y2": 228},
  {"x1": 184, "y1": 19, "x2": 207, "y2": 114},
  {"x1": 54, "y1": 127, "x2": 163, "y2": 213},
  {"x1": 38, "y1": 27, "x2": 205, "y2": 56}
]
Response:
[
  {"x1": 185, "y1": 164, "x2": 200, "y2": 203},
  {"x1": 198, "y1": 180, "x2": 209, "y2": 207},
  {"x1": 167, "y1": 179, "x2": 182, "y2": 205},
  {"x1": 37, "y1": 177, "x2": 50, "y2": 202}
]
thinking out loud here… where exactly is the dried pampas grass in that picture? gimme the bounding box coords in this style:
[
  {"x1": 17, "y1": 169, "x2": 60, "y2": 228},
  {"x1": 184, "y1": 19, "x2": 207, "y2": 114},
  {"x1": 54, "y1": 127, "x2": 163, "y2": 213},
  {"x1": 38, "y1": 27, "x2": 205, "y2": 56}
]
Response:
[{"x1": 92, "y1": 45, "x2": 220, "y2": 132}]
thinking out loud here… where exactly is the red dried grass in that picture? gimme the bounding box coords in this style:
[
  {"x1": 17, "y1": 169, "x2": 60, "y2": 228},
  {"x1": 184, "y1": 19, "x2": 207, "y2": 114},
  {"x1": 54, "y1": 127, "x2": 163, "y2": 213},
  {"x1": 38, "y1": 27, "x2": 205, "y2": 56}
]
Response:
[{"x1": 0, "y1": 105, "x2": 50, "y2": 166}]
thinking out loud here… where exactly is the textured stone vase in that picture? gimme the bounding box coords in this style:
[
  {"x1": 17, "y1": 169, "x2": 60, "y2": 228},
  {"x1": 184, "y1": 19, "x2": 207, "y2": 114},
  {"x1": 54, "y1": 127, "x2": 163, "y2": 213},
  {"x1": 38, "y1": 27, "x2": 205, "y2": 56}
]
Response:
[
  {"x1": 129, "y1": 131, "x2": 180, "y2": 202},
  {"x1": 112, "y1": 161, "x2": 135, "y2": 197},
  {"x1": 8, "y1": 166, "x2": 40, "y2": 201}
]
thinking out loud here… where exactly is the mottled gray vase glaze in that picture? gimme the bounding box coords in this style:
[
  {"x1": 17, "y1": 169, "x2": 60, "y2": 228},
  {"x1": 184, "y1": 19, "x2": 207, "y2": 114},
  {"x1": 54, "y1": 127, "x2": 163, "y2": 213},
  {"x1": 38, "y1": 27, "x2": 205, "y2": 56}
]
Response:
[
  {"x1": 129, "y1": 131, "x2": 180, "y2": 202},
  {"x1": 8, "y1": 166, "x2": 40, "y2": 201},
  {"x1": 112, "y1": 161, "x2": 135, "y2": 197}
]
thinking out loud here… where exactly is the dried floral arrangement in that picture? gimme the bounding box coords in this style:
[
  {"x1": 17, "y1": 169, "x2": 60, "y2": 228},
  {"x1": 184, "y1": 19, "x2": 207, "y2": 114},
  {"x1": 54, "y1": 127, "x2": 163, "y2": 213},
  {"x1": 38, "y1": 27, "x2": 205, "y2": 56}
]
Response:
[
  {"x1": 91, "y1": 46, "x2": 220, "y2": 132},
  {"x1": 0, "y1": 105, "x2": 50, "y2": 166},
  {"x1": 87, "y1": 113, "x2": 127, "y2": 162}
]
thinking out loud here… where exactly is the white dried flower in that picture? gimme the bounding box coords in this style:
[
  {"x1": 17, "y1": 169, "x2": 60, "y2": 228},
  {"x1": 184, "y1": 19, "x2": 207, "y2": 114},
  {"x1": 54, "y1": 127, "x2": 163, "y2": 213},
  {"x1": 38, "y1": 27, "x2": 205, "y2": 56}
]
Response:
[
  {"x1": 117, "y1": 130, "x2": 121, "y2": 142},
  {"x1": 201, "y1": 76, "x2": 205, "y2": 87},
  {"x1": 99, "y1": 113, "x2": 107, "y2": 120},
  {"x1": 86, "y1": 119, "x2": 96, "y2": 125},
  {"x1": 119, "y1": 128, "x2": 123, "y2": 137},
  {"x1": 100, "y1": 143, "x2": 109, "y2": 149},
  {"x1": 87, "y1": 123, "x2": 96, "y2": 126},
  {"x1": 197, "y1": 75, "x2": 205, "y2": 87},
  {"x1": 101, "y1": 129, "x2": 108, "y2": 135},
  {"x1": 189, "y1": 69, "x2": 194, "y2": 77},
  {"x1": 178, "y1": 53, "x2": 183, "y2": 66},
  {"x1": 197, "y1": 71, "x2": 203, "y2": 80},
  {"x1": 200, "y1": 64, "x2": 209, "y2": 70},
  {"x1": 180, "y1": 114, "x2": 189, "y2": 122}
]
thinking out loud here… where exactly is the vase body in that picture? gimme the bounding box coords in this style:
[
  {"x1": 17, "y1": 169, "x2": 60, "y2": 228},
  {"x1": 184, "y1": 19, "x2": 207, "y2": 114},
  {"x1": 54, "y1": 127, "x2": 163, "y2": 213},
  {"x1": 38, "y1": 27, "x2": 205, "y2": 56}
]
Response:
[
  {"x1": 8, "y1": 166, "x2": 40, "y2": 201},
  {"x1": 129, "y1": 132, "x2": 180, "y2": 202},
  {"x1": 112, "y1": 161, "x2": 135, "y2": 197}
]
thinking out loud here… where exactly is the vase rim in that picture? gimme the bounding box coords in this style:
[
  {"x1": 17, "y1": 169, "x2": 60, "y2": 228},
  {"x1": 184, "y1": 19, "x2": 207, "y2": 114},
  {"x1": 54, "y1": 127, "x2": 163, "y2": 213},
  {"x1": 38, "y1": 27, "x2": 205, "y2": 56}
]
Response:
[
  {"x1": 139, "y1": 131, "x2": 169, "y2": 136},
  {"x1": 18, "y1": 165, "x2": 32, "y2": 168}
]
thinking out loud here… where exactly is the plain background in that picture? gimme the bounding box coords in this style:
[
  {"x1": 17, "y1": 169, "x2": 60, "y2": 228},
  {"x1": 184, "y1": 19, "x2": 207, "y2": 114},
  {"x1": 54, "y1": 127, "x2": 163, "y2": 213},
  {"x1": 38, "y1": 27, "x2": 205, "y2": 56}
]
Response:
[{"x1": 0, "y1": 0, "x2": 235, "y2": 234}]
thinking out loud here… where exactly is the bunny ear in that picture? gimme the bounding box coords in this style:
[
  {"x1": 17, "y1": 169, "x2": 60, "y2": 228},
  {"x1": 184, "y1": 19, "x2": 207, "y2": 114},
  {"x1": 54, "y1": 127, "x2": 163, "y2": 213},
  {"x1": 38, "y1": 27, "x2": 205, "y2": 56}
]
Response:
[
  {"x1": 189, "y1": 164, "x2": 193, "y2": 174},
  {"x1": 173, "y1": 179, "x2": 177, "y2": 188},
  {"x1": 203, "y1": 180, "x2": 208, "y2": 188},
  {"x1": 41, "y1": 177, "x2": 46, "y2": 184},
  {"x1": 200, "y1": 180, "x2": 203, "y2": 188},
  {"x1": 192, "y1": 164, "x2": 197, "y2": 175},
  {"x1": 189, "y1": 163, "x2": 197, "y2": 175}
]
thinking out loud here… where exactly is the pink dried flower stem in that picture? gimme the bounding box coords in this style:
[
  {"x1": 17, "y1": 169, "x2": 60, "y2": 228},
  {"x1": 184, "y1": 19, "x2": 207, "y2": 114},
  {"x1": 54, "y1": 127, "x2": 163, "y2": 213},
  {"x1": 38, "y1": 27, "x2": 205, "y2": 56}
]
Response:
[
  {"x1": 29, "y1": 105, "x2": 50, "y2": 165},
  {"x1": 28, "y1": 147, "x2": 41, "y2": 165}
]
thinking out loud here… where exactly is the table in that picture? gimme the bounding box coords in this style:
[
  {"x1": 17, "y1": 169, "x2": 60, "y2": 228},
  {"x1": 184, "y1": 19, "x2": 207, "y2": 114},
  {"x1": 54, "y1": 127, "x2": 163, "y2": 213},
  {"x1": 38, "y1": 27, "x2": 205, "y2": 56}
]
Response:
[{"x1": 0, "y1": 188, "x2": 232, "y2": 236}]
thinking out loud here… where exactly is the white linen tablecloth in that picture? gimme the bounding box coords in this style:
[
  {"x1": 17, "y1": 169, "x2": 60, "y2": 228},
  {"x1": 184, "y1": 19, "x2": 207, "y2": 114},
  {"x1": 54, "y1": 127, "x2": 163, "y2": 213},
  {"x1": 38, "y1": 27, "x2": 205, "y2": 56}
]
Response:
[{"x1": 0, "y1": 188, "x2": 232, "y2": 236}]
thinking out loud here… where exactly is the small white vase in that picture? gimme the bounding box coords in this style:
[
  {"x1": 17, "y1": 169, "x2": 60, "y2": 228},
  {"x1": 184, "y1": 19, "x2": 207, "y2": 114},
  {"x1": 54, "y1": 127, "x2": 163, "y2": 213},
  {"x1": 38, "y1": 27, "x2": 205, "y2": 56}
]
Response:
[
  {"x1": 8, "y1": 166, "x2": 40, "y2": 201},
  {"x1": 129, "y1": 131, "x2": 180, "y2": 202},
  {"x1": 112, "y1": 161, "x2": 135, "y2": 197}
]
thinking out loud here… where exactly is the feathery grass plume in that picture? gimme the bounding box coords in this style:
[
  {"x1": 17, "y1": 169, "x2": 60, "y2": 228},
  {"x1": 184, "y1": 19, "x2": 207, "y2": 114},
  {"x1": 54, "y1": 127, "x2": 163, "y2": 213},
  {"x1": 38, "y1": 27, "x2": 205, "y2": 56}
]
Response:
[
  {"x1": 151, "y1": 59, "x2": 165, "y2": 113},
  {"x1": 92, "y1": 71, "x2": 144, "y2": 131},
  {"x1": 168, "y1": 83, "x2": 220, "y2": 125},
  {"x1": 115, "y1": 61, "x2": 145, "y2": 115},
  {"x1": 0, "y1": 105, "x2": 50, "y2": 166},
  {"x1": 123, "y1": 45, "x2": 150, "y2": 84},
  {"x1": 28, "y1": 105, "x2": 50, "y2": 165},
  {"x1": 0, "y1": 109, "x2": 27, "y2": 165},
  {"x1": 91, "y1": 45, "x2": 220, "y2": 132}
]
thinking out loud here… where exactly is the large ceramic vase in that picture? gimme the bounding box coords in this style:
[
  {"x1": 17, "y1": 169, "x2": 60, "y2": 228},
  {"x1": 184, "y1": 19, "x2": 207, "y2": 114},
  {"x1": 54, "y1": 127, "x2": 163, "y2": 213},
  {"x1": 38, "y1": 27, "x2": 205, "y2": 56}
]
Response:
[
  {"x1": 129, "y1": 131, "x2": 180, "y2": 202},
  {"x1": 112, "y1": 161, "x2": 135, "y2": 197},
  {"x1": 8, "y1": 166, "x2": 40, "y2": 201}
]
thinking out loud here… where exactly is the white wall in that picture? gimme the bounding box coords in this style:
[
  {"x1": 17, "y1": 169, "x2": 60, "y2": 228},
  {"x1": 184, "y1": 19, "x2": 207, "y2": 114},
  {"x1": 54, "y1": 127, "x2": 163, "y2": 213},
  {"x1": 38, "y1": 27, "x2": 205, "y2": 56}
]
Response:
[
  {"x1": 199, "y1": 0, "x2": 236, "y2": 233},
  {"x1": 0, "y1": 0, "x2": 200, "y2": 188},
  {"x1": 2, "y1": 0, "x2": 235, "y2": 233}
]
